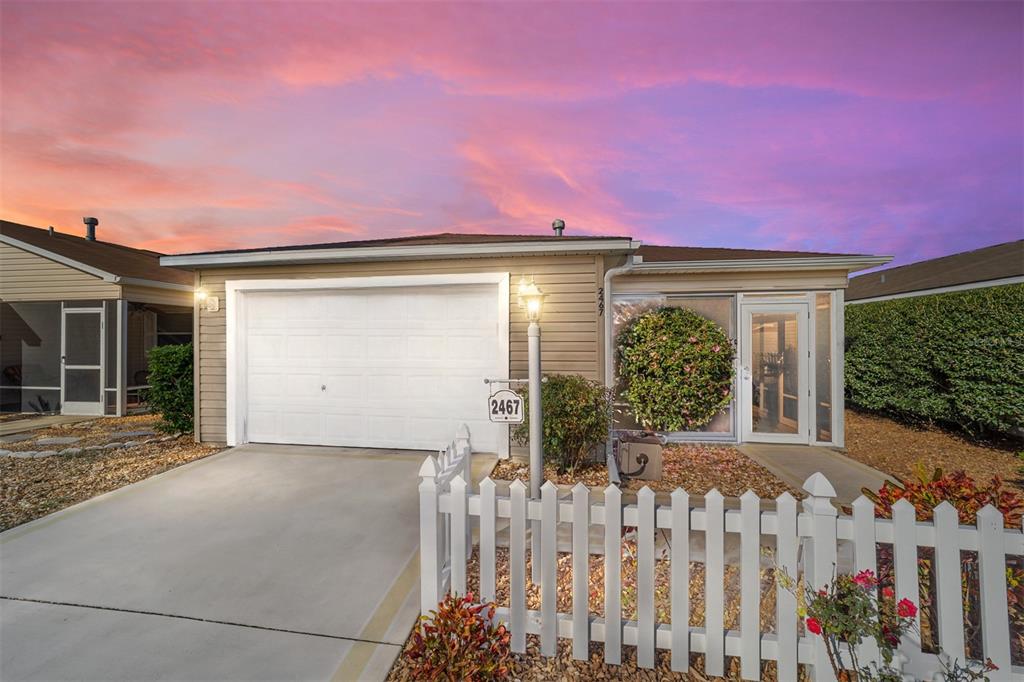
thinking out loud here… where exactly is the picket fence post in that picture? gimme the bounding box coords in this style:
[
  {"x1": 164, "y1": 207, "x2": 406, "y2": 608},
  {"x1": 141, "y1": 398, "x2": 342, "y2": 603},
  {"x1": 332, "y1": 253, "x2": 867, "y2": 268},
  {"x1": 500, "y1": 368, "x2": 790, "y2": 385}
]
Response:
[
  {"x1": 802, "y1": 473, "x2": 838, "y2": 682},
  {"x1": 418, "y1": 455, "x2": 441, "y2": 615}
]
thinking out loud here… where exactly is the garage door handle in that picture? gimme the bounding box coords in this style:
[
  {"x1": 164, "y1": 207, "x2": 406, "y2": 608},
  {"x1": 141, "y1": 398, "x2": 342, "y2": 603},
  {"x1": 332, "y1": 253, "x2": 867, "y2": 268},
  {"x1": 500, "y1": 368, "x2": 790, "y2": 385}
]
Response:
[{"x1": 321, "y1": 385, "x2": 326, "y2": 391}]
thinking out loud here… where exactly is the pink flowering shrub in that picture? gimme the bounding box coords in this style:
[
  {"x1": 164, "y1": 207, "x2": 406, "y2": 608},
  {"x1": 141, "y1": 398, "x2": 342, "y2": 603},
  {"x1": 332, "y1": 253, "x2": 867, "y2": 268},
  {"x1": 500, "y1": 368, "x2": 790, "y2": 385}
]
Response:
[
  {"x1": 616, "y1": 306, "x2": 734, "y2": 431},
  {"x1": 779, "y1": 569, "x2": 921, "y2": 681}
]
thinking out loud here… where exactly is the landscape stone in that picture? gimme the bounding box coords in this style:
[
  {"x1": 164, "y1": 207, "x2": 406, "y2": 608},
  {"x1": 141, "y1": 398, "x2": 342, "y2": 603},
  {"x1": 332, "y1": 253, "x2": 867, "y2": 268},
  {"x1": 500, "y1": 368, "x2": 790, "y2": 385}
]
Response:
[
  {"x1": 36, "y1": 436, "x2": 82, "y2": 446},
  {"x1": 0, "y1": 449, "x2": 10, "y2": 456},
  {"x1": 104, "y1": 442, "x2": 124, "y2": 449},
  {"x1": 122, "y1": 441, "x2": 139, "y2": 448},
  {"x1": 84, "y1": 445, "x2": 105, "y2": 452},
  {"x1": 33, "y1": 450, "x2": 57, "y2": 458},
  {"x1": 111, "y1": 430, "x2": 157, "y2": 438},
  {"x1": 60, "y1": 448, "x2": 83, "y2": 456},
  {"x1": 0, "y1": 433, "x2": 35, "y2": 444},
  {"x1": 12, "y1": 451, "x2": 37, "y2": 458}
]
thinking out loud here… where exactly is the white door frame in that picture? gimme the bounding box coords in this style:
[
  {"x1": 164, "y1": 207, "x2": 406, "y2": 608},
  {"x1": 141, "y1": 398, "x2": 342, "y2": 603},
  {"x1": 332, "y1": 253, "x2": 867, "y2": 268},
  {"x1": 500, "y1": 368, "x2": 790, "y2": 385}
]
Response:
[
  {"x1": 739, "y1": 300, "x2": 810, "y2": 444},
  {"x1": 61, "y1": 304, "x2": 106, "y2": 416},
  {"x1": 224, "y1": 273, "x2": 511, "y2": 455}
]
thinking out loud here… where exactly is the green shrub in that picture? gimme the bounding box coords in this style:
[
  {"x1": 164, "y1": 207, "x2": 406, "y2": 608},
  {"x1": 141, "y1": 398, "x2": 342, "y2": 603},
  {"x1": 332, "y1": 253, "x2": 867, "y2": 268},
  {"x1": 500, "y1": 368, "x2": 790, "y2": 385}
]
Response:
[
  {"x1": 146, "y1": 343, "x2": 193, "y2": 433},
  {"x1": 615, "y1": 306, "x2": 735, "y2": 431},
  {"x1": 512, "y1": 374, "x2": 612, "y2": 474},
  {"x1": 404, "y1": 593, "x2": 511, "y2": 680},
  {"x1": 845, "y1": 284, "x2": 1024, "y2": 436}
]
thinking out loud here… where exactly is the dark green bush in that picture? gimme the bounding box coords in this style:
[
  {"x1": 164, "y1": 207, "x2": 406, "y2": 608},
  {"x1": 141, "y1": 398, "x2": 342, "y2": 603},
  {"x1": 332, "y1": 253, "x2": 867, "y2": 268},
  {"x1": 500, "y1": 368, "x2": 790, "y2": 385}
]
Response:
[
  {"x1": 845, "y1": 284, "x2": 1024, "y2": 436},
  {"x1": 512, "y1": 374, "x2": 612, "y2": 474},
  {"x1": 615, "y1": 306, "x2": 735, "y2": 431},
  {"x1": 146, "y1": 343, "x2": 194, "y2": 433}
]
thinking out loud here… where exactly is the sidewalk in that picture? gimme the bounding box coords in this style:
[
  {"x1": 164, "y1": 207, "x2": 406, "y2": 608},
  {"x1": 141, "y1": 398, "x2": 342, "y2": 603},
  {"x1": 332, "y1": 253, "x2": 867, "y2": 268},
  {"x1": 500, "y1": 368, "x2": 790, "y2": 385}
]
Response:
[
  {"x1": 738, "y1": 443, "x2": 895, "y2": 504},
  {"x1": 0, "y1": 414, "x2": 87, "y2": 437}
]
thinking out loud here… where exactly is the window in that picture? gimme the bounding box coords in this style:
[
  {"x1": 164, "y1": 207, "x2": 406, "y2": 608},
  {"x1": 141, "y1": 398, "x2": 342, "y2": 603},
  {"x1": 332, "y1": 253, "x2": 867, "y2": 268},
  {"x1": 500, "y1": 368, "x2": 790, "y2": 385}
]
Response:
[{"x1": 815, "y1": 293, "x2": 833, "y2": 442}]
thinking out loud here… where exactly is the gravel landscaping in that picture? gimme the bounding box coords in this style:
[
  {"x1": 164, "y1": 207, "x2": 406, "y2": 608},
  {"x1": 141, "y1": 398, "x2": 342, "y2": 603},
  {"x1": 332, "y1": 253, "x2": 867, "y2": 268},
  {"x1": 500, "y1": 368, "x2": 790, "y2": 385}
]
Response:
[
  {"x1": 490, "y1": 444, "x2": 799, "y2": 499},
  {"x1": 0, "y1": 427, "x2": 222, "y2": 531},
  {"x1": 844, "y1": 410, "x2": 1023, "y2": 492}
]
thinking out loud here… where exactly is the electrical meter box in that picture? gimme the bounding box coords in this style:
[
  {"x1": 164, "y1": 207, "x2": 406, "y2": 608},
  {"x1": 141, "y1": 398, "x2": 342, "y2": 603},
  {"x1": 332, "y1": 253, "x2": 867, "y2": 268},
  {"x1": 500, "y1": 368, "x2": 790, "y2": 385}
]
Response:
[{"x1": 616, "y1": 432, "x2": 663, "y2": 481}]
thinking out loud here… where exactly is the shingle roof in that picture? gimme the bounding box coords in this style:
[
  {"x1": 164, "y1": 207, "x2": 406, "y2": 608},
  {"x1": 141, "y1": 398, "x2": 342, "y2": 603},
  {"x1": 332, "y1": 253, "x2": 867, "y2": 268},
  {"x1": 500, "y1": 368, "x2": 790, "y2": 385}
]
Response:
[
  {"x1": 636, "y1": 244, "x2": 869, "y2": 262},
  {"x1": 846, "y1": 240, "x2": 1024, "y2": 301},
  {"x1": 0, "y1": 220, "x2": 192, "y2": 286},
  {"x1": 170, "y1": 231, "x2": 631, "y2": 257}
]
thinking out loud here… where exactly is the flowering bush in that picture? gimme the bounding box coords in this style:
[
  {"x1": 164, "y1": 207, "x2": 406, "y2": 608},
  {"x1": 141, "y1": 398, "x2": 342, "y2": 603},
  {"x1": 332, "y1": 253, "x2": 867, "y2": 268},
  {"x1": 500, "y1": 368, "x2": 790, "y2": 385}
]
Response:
[
  {"x1": 404, "y1": 593, "x2": 511, "y2": 681},
  {"x1": 616, "y1": 306, "x2": 734, "y2": 431},
  {"x1": 781, "y1": 569, "x2": 918, "y2": 681}
]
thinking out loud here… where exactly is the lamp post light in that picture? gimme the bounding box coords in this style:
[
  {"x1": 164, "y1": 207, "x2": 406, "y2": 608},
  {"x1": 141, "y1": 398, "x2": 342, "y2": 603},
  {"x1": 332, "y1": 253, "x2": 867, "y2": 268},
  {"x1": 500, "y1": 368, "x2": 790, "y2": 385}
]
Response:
[
  {"x1": 517, "y1": 276, "x2": 545, "y2": 501},
  {"x1": 518, "y1": 276, "x2": 545, "y2": 585}
]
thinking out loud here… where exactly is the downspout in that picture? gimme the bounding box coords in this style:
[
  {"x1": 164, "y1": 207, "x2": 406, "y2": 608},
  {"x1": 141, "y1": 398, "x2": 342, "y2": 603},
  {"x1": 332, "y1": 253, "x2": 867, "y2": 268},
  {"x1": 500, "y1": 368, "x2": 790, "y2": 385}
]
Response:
[{"x1": 603, "y1": 255, "x2": 639, "y2": 484}]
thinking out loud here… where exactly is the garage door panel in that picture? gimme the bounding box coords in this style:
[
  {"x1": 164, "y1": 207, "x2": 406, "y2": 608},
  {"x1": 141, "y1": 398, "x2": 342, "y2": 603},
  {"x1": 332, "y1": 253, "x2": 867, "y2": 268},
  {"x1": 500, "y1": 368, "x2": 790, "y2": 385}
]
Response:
[{"x1": 244, "y1": 285, "x2": 502, "y2": 452}]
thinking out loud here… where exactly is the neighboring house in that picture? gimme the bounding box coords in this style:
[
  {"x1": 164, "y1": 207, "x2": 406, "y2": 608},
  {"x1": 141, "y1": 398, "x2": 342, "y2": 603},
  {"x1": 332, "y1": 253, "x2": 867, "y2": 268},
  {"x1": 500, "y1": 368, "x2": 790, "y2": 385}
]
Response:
[
  {"x1": 163, "y1": 232, "x2": 890, "y2": 453},
  {"x1": 1, "y1": 219, "x2": 194, "y2": 416},
  {"x1": 846, "y1": 239, "x2": 1023, "y2": 304}
]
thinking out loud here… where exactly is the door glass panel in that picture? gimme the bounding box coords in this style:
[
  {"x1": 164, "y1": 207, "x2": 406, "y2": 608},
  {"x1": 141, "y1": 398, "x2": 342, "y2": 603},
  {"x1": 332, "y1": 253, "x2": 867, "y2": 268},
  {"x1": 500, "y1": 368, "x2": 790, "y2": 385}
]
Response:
[
  {"x1": 751, "y1": 312, "x2": 800, "y2": 435},
  {"x1": 815, "y1": 293, "x2": 833, "y2": 441},
  {"x1": 65, "y1": 369, "x2": 101, "y2": 402},
  {"x1": 65, "y1": 313, "x2": 102, "y2": 365}
]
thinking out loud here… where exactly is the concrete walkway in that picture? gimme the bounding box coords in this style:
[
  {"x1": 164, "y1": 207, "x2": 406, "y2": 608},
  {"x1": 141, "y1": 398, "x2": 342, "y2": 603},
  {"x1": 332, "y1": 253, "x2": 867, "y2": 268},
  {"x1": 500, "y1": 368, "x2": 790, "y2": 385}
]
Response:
[
  {"x1": 0, "y1": 414, "x2": 87, "y2": 437},
  {"x1": 1, "y1": 444, "x2": 495, "y2": 681},
  {"x1": 738, "y1": 443, "x2": 895, "y2": 504}
]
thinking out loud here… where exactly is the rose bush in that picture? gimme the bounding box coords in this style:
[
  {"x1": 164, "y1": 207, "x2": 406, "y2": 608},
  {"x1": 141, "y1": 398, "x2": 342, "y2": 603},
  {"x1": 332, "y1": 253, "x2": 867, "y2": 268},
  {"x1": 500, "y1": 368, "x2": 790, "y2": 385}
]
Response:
[{"x1": 616, "y1": 306, "x2": 734, "y2": 431}]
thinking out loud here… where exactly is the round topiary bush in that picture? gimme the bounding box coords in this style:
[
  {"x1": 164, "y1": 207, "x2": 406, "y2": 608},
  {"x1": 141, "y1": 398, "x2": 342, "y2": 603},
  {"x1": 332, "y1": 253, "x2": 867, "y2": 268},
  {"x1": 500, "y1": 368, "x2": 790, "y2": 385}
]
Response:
[{"x1": 616, "y1": 306, "x2": 735, "y2": 431}]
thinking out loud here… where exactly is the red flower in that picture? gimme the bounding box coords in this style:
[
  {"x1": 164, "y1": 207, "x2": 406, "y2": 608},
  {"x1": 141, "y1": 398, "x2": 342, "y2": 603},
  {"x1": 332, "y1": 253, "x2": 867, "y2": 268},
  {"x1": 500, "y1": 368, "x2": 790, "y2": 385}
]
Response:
[
  {"x1": 882, "y1": 587, "x2": 894, "y2": 599},
  {"x1": 853, "y1": 569, "x2": 876, "y2": 588},
  {"x1": 897, "y1": 598, "x2": 917, "y2": 618},
  {"x1": 806, "y1": 617, "x2": 822, "y2": 635}
]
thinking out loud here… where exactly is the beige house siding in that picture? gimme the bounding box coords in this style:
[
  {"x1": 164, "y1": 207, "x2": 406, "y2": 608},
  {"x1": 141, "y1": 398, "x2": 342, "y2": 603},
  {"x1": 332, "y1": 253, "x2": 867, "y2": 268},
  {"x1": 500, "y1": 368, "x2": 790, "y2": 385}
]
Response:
[
  {"x1": 0, "y1": 242, "x2": 121, "y2": 301},
  {"x1": 194, "y1": 255, "x2": 602, "y2": 443},
  {"x1": 614, "y1": 268, "x2": 850, "y2": 294},
  {"x1": 120, "y1": 283, "x2": 193, "y2": 307}
]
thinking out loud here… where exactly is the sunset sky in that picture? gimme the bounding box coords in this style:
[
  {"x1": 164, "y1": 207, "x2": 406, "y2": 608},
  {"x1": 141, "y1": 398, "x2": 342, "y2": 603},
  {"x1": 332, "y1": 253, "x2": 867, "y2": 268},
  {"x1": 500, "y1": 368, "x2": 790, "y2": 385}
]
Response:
[{"x1": 1, "y1": 2, "x2": 1021, "y2": 264}]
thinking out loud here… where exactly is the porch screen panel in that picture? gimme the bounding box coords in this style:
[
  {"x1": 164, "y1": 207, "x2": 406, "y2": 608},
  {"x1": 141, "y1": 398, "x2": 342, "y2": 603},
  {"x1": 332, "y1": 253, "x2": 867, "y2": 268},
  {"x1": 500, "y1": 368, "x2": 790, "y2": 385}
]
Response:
[
  {"x1": 104, "y1": 300, "x2": 118, "y2": 415},
  {"x1": 612, "y1": 295, "x2": 736, "y2": 438},
  {"x1": 65, "y1": 313, "x2": 102, "y2": 365},
  {"x1": 0, "y1": 302, "x2": 61, "y2": 413},
  {"x1": 815, "y1": 293, "x2": 832, "y2": 441}
]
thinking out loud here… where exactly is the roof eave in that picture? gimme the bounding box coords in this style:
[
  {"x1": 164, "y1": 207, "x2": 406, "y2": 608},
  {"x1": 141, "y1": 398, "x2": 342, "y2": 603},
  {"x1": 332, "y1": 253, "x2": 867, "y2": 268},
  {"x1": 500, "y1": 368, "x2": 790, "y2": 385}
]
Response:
[
  {"x1": 629, "y1": 254, "x2": 893, "y2": 274},
  {"x1": 160, "y1": 238, "x2": 642, "y2": 268}
]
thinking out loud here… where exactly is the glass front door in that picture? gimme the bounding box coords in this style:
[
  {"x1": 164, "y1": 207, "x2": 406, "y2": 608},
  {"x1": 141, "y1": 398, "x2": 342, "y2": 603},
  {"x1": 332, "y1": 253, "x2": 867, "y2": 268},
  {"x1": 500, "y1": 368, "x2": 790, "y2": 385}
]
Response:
[
  {"x1": 62, "y1": 307, "x2": 105, "y2": 416},
  {"x1": 741, "y1": 302, "x2": 809, "y2": 443}
]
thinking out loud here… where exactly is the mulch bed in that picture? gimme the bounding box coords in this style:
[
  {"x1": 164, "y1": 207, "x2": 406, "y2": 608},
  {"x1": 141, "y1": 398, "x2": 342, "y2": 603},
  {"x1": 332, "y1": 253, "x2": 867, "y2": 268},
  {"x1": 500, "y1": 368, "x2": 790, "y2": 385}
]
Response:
[
  {"x1": 844, "y1": 410, "x2": 1023, "y2": 492},
  {"x1": 0, "y1": 414, "x2": 165, "y2": 452},
  {"x1": 387, "y1": 545, "x2": 806, "y2": 681},
  {"x1": 490, "y1": 444, "x2": 800, "y2": 499},
  {"x1": 0, "y1": 436, "x2": 222, "y2": 530}
]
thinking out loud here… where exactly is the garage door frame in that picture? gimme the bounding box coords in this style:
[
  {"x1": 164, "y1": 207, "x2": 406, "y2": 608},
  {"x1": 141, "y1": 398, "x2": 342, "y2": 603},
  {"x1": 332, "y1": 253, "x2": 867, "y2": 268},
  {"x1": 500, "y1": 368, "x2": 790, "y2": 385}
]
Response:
[{"x1": 224, "y1": 272, "x2": 511, "y2": 455}]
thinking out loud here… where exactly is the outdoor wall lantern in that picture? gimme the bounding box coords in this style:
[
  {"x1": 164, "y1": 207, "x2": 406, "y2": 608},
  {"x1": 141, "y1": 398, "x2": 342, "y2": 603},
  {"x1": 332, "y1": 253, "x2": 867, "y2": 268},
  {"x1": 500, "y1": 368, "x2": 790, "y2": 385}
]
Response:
[
  {"x1": 517, "y1": 276, "x2": 545, "y2": 322},
  {"x1": 195, "y1": 288, "x2": 219, "y2": 313}
]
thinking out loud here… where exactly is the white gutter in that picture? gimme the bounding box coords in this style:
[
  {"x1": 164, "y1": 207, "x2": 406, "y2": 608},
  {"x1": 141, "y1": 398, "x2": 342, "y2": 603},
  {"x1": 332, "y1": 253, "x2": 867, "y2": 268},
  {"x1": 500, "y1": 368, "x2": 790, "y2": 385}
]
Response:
[
  {"x1": 603, "y1": 255, "x2": 640, "y2": 390},
  {"x1": 628, "y1": 254, "x2": 892, "y2": 274},
  {"x1": 161, "y1": 239, "x2": 640, "y2": 268},
  {"x1": 846, "y1": 275, "x2": 1024, "y2": 305}
]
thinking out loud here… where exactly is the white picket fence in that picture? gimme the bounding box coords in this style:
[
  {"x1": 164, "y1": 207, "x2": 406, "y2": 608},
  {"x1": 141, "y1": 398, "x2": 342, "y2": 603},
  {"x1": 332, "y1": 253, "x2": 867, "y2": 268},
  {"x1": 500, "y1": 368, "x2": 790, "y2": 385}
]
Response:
[{"x1": 418, "y1": 459, "x2": 1024, "y2": 681}]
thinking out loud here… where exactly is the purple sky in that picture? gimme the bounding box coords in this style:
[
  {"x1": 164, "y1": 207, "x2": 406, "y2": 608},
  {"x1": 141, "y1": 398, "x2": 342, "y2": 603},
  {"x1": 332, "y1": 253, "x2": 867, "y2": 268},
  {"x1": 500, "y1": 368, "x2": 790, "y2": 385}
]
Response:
[{"x1": 1, "y1": 2, "x2": 1021, "y2": 264}]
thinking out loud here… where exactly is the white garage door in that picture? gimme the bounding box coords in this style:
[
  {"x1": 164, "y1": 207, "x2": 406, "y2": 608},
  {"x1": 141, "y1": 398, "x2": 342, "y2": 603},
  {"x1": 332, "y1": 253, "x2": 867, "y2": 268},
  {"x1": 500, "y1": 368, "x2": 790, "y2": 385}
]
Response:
[{"x1": 243, "y1": 285, "x2": 502, "y2": 452}]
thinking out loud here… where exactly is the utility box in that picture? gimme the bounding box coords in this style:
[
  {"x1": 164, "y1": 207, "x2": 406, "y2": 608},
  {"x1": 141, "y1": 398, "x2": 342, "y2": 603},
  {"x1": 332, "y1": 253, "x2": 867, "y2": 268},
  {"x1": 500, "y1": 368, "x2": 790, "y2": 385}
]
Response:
[{"x1": 616, "y1": 432, "x2": 663, "y2": 481}]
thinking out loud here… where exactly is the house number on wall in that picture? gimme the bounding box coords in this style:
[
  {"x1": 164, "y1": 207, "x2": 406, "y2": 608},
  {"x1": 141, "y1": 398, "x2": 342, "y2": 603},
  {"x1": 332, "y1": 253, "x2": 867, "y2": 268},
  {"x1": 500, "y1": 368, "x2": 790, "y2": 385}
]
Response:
[{"x1": 487, "y1": 389, "x2": 524, "y2": 423}]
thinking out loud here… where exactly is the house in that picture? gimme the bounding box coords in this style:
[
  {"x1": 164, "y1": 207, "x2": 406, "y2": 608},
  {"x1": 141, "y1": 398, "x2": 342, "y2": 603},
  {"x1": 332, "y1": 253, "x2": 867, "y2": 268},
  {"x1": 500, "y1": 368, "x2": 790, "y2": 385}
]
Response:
[
  {"x1": 161, "y1": 232, "x2": 891, "y2": 454},
  {"x1": 1, "y1": 219, "x2": 194, "y2": 416},
  {"x1": 846, "y1": 239, "x2": 1023, "y2": 304}
]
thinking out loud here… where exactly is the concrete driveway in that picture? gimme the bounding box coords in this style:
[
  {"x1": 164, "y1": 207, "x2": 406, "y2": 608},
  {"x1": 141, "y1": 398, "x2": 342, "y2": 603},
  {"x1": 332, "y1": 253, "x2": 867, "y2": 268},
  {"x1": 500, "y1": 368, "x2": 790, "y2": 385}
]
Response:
[{"x1": 0, "y1": 444, "x2": 434, "y2": 681}]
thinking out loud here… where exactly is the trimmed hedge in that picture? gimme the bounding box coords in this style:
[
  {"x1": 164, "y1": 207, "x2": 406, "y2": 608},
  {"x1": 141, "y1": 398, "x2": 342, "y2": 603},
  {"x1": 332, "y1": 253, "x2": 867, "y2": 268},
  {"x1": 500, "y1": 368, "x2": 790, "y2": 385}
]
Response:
[
  {"x1": 616, "y1": 306, "x2": 735, "y2": 431},
  {"x1": 147, "y1": 343, "x2": 194, "y2": 434},
  {"x1": 845, "y1": 284, "x2": 1024, "y2": 436}
]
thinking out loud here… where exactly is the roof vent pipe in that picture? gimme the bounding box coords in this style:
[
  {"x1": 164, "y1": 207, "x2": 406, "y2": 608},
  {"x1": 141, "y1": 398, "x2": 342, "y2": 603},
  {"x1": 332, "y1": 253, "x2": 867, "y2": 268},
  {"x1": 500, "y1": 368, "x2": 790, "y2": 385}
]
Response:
[
  {"x1": 551, "y1": 218, "x2": 565, "y2": 237},
  {"x1": 83, "y1": 216, "x2": 98, "y2": 241},
  {"x1": 48, "y1": 226, "x2": 55, "y2": 236}
]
